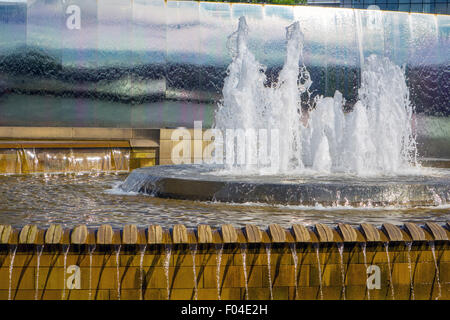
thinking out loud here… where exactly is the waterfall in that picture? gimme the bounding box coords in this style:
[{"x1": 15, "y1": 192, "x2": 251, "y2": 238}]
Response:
[
  {"x1": 384, "y1": 242, "x2": 395, "y2": 299},
  {"x1": 265, "y1": 243, "x2": 273, "y2": 300},
  {"x1": 164, "y1": 244, "x2": 172, "y2": 300},
  {"x1": 115, "y1": 244, "x2": 121, "y2": 300},
  {"x1": 8, "y1": 245, "x2": 17, "y2": 301},
  {"x1": 289, "y1": 243, "x2": 298, "y2": 299},
  {"x1": 214, "y1": 17, "x2": 418, "y2": 176},
  {"x1": 429, "y1": 241, "x2": 442, "y2": 300},
  {"x1": 139, "y1": 244, "x2": 147, "y2": 300},
  {"x1": 406, "y1": 242, "x2": 415, "y2": 300},
  {"x1": 240, "y1": 243, "x2": 249, "y2": 300},
  {"x1": 35, "y1": 245, "x2": 44, "y2": 300},
  {"x1": 62, "y1": 244, "x2": 70, "y2": 300},
  {"x1": 190, "y1": 244, "x2": 198, "y2": 300},
  {"x1": 88, "y1": 244, "x2": 96, "y2": 300},
  {"x1": 337, "y1": 242, "x2": 346, "y2": 300},
  {"x1": 360, "y1": 242, "x2": 370, "y2": 300},
  {"x1": 215, "y1": 244, "x2": 224, "y2": 300},
  {"x1": 314, "y1": 244, "x2": 323, "y2": 300}
]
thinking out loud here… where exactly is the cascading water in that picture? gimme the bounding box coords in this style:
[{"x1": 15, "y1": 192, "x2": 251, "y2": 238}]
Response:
[
  {"x1": 429, "y1": 241, "x2": 442, "y2": 300},
  {"x1": 289, "y1": 243, "x2": 298, "y2": 299},
  {"x1": 190, "y1": 244, "x2": 198, "y2": 300},
  {"x1": 314, "y1": 244, "x2": 324, "y2": 300},
  {"x1": 337, "y1": 243, "x2": 346, "y2": 300},
  {"x1": 384, "y1": 242, "x2": 395, "y2": 299},
  {"x1": 215, "y1": 244, "x2": 224, "y2": 300},
  {"x1": 214, "y1": 17, "x2": 418, "y2": 176},
  {"x1": 360, "y1": 242, "x2": 370, "y2": 300},
  {"x1": 139, "y1": 244, "x2": 147, "y2": 300},
  {"x1": 265, "y1": 243, "x2": 273, "y2": 300},
  {"x1": 8, "y1": 245, "x2": 17, "y2": 301},
  {"x1": 115, "y1": 244, "x2": 122, "y2": 300},
  {"x1": 88, "y1": 244, "x2": 96, "y2": 301},
  {"x1": 62, "y1": 244, "x2": 70, "y2": 300},
  {"x1": 164, "y1": 244, "x2": 172, "y2": 300},
  {"x1": 240, "y1": 243, "x2": 249, "y2": 300},
  {"x1": 35, "y1": 245, "x2": 44, "y2": 300},
  {"x1": 406, "y1": 242, "x2": 415, "y2": 300}
]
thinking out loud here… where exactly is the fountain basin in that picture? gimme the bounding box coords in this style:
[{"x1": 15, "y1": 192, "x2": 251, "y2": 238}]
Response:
[{"x1": 121, "y1": 165, "x2": 450, "y2": 207}]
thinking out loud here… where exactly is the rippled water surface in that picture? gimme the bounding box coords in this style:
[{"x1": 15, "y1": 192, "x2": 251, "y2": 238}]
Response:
[{"x1": 0, "y1": 173, "x2": 448, "y2": 229}]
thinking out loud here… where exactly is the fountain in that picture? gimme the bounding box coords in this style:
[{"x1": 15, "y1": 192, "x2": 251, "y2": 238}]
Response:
[
  {"x1": 121, "y1": 16, "x2": 450, "y2": 207},
  {"x1": 0, "y1": 1, "x2": 448, "y2": 302}
]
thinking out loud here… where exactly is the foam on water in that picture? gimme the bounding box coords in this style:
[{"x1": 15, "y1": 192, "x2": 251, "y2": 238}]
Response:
[{"x1": 214, "y1": 17, "x2": 419, "y2": 177}]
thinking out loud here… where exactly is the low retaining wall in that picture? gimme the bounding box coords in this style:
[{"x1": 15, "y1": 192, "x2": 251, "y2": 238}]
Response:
[{"x1": 0, "y1": 222, "x2": 448, "y2": 300}]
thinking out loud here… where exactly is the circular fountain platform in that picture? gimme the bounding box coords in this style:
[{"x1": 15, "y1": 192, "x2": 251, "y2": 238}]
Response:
[{"x1": 121, "y1": 165, "x2": 450, "y2": 206}]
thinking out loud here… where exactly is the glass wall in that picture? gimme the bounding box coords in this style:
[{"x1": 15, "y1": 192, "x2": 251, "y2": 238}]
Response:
[{"x1": 341, "y1": 0, "x2": 450, "y2": 14}]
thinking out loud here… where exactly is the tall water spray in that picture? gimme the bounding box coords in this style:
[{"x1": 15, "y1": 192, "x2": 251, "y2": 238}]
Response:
[{"x1": 214, "y1": 17, "x2": 418, "y2": 176}]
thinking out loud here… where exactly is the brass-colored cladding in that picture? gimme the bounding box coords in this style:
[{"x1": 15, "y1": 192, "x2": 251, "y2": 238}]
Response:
[
  {"x1": 360, "y1": 223, "x2": 381, "y2": 242},
  {"x1": 425, "y1": 222, "x2": 448, "y2": 241},
  {"x1": 172, "y1": 224, "x2": 188, "y2": 244},
  {"x1": 382, "y1": 223, "x2": 403, "y2": 241},
  {"x1": 122, "y1": 225, "x2": 138, "y2": 244},
  {"x1": 197, "y1": 225, "x2": 213, "y2": 244},
  {"x1": 96, "y1": 224, "x2": 113, "y2": 245},
  {"x1": 19, "y1": 225, "x2": 38, "y2": 244},
  {"x1": 245, "y1": 225, "x2": 262, "y2": 243},
  {"x1": 404, "y1": 222, "x2": 426, "y2": 241},
  {"x1": 315, "y1": 224, "x2": 334, "y2": 242},
  {"x1": 337, "y1": 223, "x2": 357, "y2": 242},
  {"x1": 221, "y1": 224, "x2": 238, "y2": 243},
  {"x1": 71, "y1": 224, "x2": 88, "y2": 244},
  {"x1": 45, "y1": 224, "x2": 63, "y2": 244},
  {"x1": 291, "y1": 224, "x2": 311, "y2": 242},
  {"x1": 0, "y1": 225, "x2": 12, "y2": 244},
  {"x1": 147, "y1": 225, "x2": 164, "y2": 244},
  {"x1": 268, "y1": 224, "x2": 286, "y2": 243}
]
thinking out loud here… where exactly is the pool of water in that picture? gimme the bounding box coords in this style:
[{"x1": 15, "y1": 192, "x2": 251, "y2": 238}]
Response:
[{"x1": 0, "y1": 172, "x2": 449, "y2": 229}]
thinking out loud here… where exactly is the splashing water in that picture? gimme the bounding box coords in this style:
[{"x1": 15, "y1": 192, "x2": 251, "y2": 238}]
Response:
[
  {"x1": 115, "y1": 244, "x2": 121, "y2": 300},
  {"x1": 289, "y1": 243, "x2": 298, "y2": 299},
  {"x1": 429, "y1": 241, "x2": 442, "y2": 300},
  {"x1": 215, "y1": 244, "x2": 224, "y2": 300},
  {"x1": 337, "y1": 243, "x2": 346, "y2": 300},
  {"x1": 360, "y1": 242, "x2": 370, "y2": 300},
  {"x1": 265, "y1": 243, "x2": 273, "y2": 300},
  {"x1": 88, "y1": 244, "x2": 96, "y2": 300},
  {"x1": 35, "y1": 245, "x2": 44, "y2": 300},
  {"x1": 164, "y1": 244, "x2": 172, "y2": 300},
  {"x1": 8, "y1": 245, "x2": 17, "y2": 301},
  {"x1": 314, "y1": 244, "x2": 323, "y2": 300},
  {"x1": 384, "y1": 242, "x2": 395, "y2": 299},
  {"x1": 240, "y1": 243, "x2": 249, "y2": 300},
  {"x1": 214, "y1": 17, "x2": 418, "y2": 176},
  {"x1": 139, "y1": 244, "x2": 147, "y2": 300},
  {"x1": 62, "y1": 244, "x2": 70, "y2": 300},
  {"x1": 190, "y1": 244, "x2": 198, "y2": 300}
]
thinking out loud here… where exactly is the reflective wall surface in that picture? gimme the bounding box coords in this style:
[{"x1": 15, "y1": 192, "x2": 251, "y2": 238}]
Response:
[{"x1": 0, "y1": 0, "x2": 449, "y2": 130}]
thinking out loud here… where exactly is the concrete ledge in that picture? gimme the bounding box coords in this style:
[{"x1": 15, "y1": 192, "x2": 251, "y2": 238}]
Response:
[{"x1": 0, "y1": 127, "x2": 159, "y2": 146}]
